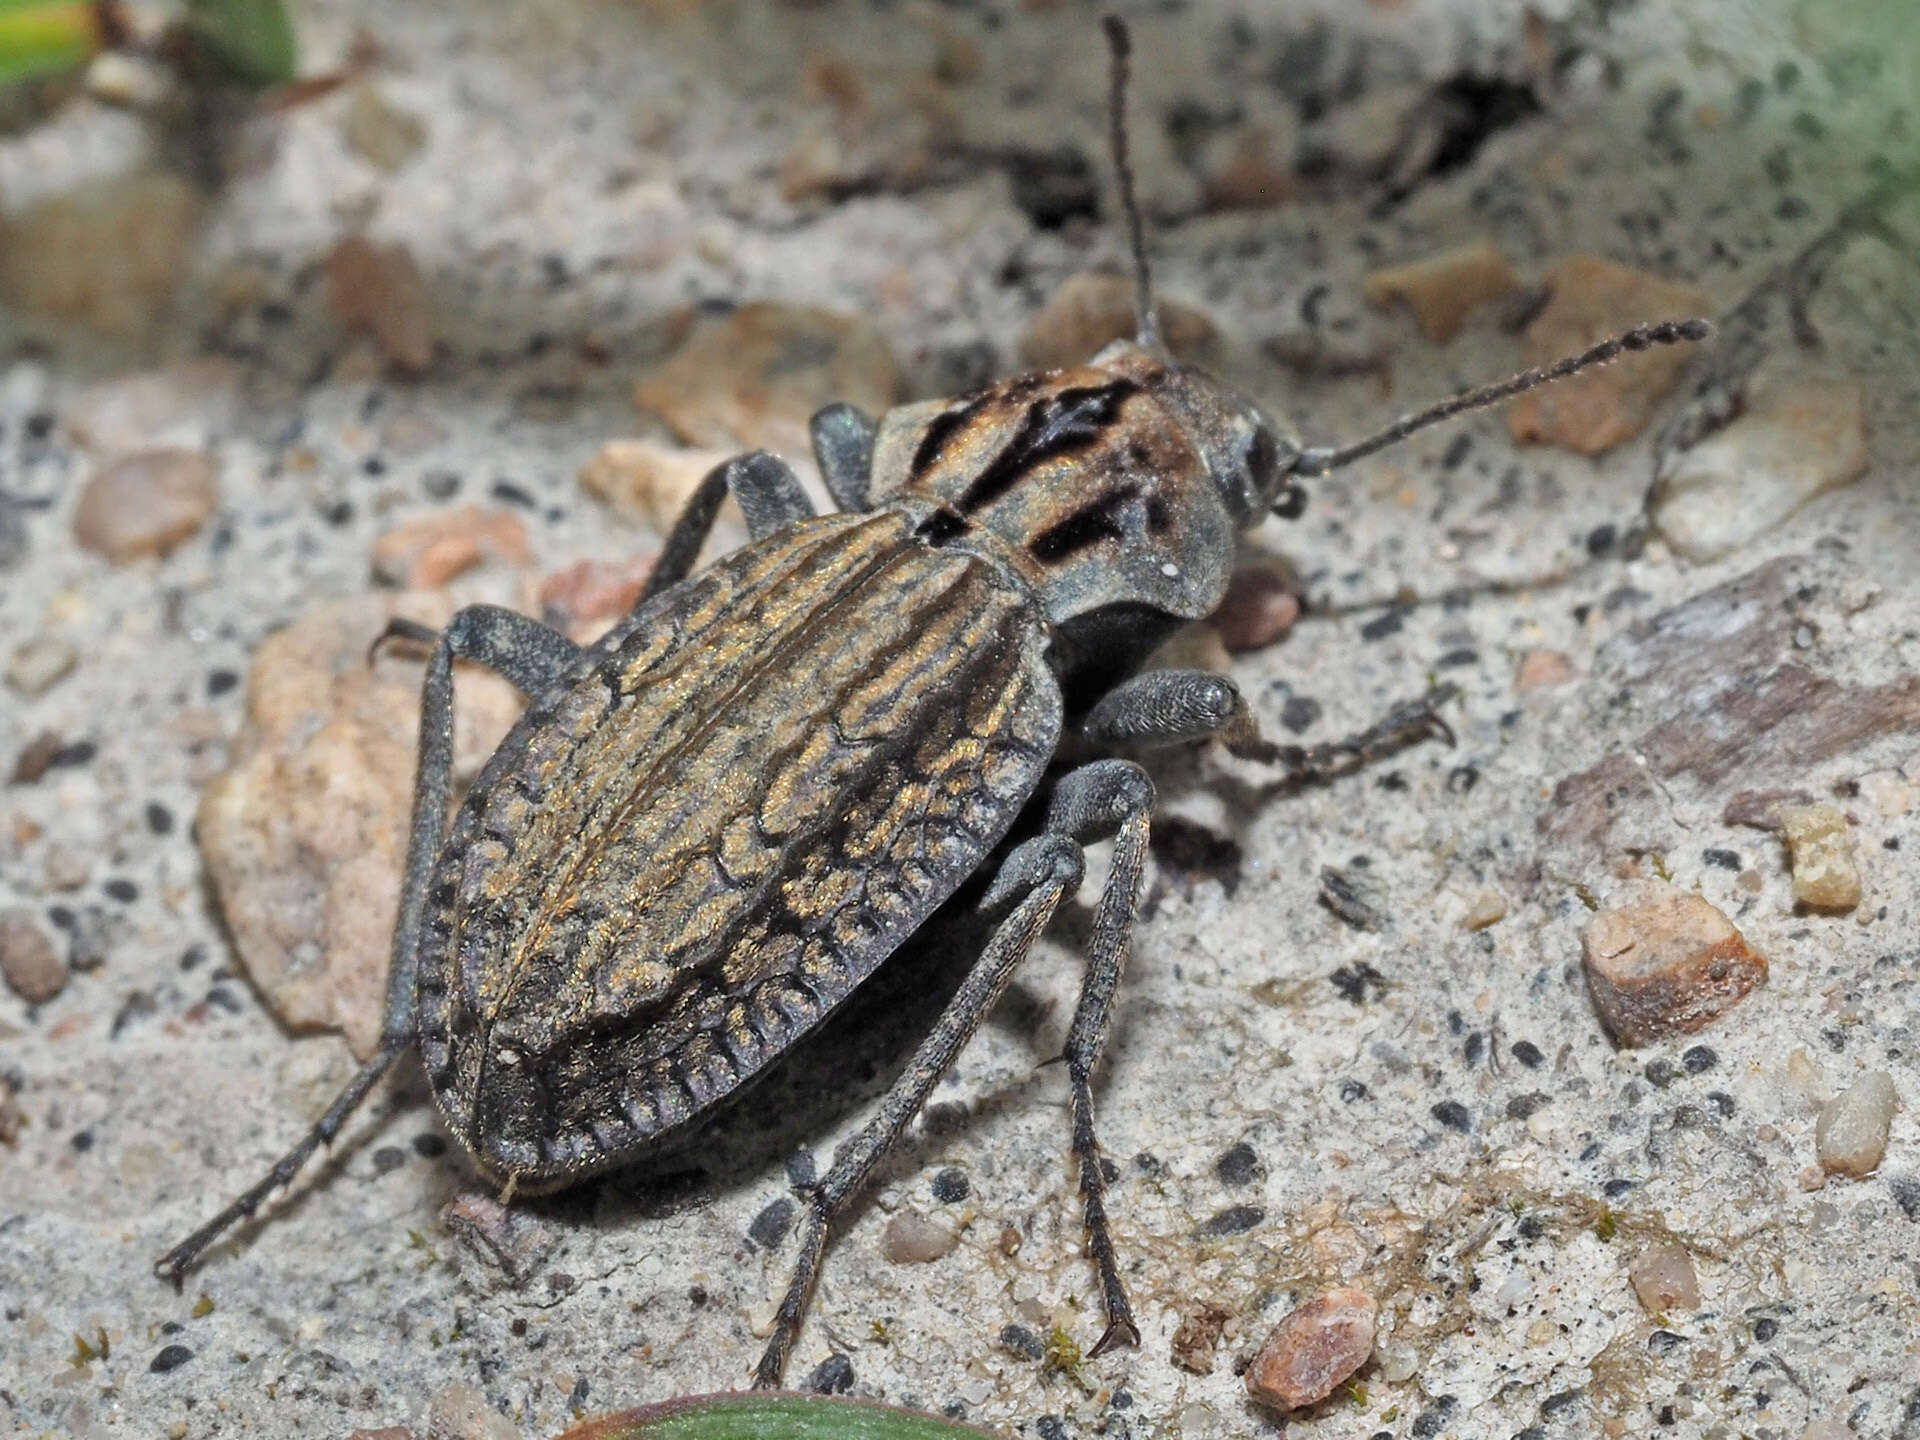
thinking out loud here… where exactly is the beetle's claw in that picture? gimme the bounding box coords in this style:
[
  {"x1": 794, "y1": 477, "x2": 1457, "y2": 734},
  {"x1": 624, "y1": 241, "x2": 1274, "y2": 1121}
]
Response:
[
  {"x1": 1088, "y1": 1316, "x2": 1141, "y2": 1358},
  {"x1": 366, "y1": 616, "x2": 438, "y2": 667}
]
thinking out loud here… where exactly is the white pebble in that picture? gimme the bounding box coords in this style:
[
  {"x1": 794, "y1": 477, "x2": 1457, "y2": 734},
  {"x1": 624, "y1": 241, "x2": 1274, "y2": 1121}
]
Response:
[{"x1": 1816, "y1": 1070, "x2": 1899, "y2": 1178}]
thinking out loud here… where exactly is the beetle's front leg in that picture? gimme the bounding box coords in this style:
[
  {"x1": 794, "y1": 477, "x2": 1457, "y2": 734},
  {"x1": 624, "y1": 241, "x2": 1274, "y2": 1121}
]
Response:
[
  {"x1": 1085, "y1": 669, "x2": 1458, "y2": 783},
  {"x1": 643, "y1": 451, "x2": 817, "y2": 600},
  {"x1": 808, "y1": 403, "x2": 877, "y2": 512}
]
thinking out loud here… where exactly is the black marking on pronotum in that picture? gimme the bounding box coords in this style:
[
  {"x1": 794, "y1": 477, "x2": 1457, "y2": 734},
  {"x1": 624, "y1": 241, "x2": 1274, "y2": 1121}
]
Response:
[
  {"x1": 1030, "y1": 484, "x2": 1142, "y2": 564},
  {"x1": 958, "y1": 380, "x2": 1139, "y2": 513},
  {"x1": 910, "y1": 395, "x2": 992, "y2": 480},
  {"x1": 914, "y1": 507, "x2": 970, "y2": 545}
]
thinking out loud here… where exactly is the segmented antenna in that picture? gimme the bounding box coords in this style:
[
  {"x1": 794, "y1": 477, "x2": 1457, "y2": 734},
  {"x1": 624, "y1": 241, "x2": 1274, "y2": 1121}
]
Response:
[
  {"x1": 1292, "y1": 318, "x2": 1713, "y2": 478},
  {"x1": 1103, "y1": 17, "x2": 1162, "y2": 354}
]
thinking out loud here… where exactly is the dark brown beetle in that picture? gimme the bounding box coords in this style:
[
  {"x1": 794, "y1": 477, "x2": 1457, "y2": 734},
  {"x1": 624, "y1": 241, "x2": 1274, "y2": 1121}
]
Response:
[{"x1": 158, "y1": 19, "x2": 1705, "y2": 1387}]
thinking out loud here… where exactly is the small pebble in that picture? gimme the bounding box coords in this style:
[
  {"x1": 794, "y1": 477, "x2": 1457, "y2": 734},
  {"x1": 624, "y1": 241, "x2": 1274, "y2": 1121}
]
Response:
[
  {"x1": 1017, "y1": 272, "x2": 1220, "y2": 372},
  {"x1": 149, "y1": 1343, "x2": 194, "y2": 1373},
  {"x1": 1170, "y1": 1301, "x2": 1231, "y2": 1375},
  {"x1": 1776, "y1": 803, "x2": 1862, "y2": 912},
  {"x1": 805, "y1": 1353, "x2": 854, "y2": 1395},
  {"x1": 6, "y1": 636, "x2": 76, "y2": 695},
  {"x1": 880, "y1": 1210, "x2": 957, "y2": 1263},
  {"x1": 1652, "y1": 374, "x2": 1869, "y2": 562},
  {"x1": 930, "y1": 1167, "x2": 969, "y2": 1203},
  {"x1": 74, "y1": 450, "x2": 218, "y2": 562},
  {"x1": 345, "y1": 84, "x2": 428, "y2": 172},
  {"x1": 424, "y1": 1381, "x2": 518, "y2": 1440},
  {"x1": 0, "y1": 908, "x2": 67, "y2": 1002},
  {"x1": 1462, "y1": 890, "x2": 1507, "y2": 930},
  {"x1": 1244, "y1": 1286, "x2": 1378, "y2": 1411},
  {"x1": 1815, "y1": 1070, "x2": 1898, "y2": 1178},
  {"x1": 1515, "y1": 649, "x2": 1575, "y2": 692},
  {"x1": 1507, "y1": 256, "x2": 1709, "y2": 455},
  {"x1": 1582, "y1": 880, "x2": 1767, "y2": 1046},
  {"x1": 579, "y1": 438, "x2": 736, "y2": 534},
  {"x1": 1213, "y1": 566, "x2": 1300, "y2": 651},
  {"x1": 1627, "y1": 1238, "x2": 1700, "y2": 1313},
  {"x1": 370, "y1": 508, "x2": 530, "y2": 589},
  {"x1": 326, "y1": 236, "x2": 434, "y2": 373},
  {"x1": 1361, "y1": 240, "x2": 1521, "y2": 344},
  {"x1": 0, "y1": 172, "x2": 201, "y2": 335}
]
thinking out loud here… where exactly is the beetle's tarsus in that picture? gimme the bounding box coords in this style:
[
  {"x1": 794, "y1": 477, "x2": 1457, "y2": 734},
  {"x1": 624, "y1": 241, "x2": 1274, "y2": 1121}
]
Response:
[
  {"x1": 366, "y1": 615, "x2": 438, "y2": 666},
  {"x1": 1088, "y1": 1316, "x2": 1142, "y2": 1358}
]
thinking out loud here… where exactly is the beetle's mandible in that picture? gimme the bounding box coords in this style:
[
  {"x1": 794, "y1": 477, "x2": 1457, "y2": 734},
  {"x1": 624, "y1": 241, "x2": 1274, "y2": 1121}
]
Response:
[{"x1": 157, "y1": 17, "x2": 1708, "y2": 1387}]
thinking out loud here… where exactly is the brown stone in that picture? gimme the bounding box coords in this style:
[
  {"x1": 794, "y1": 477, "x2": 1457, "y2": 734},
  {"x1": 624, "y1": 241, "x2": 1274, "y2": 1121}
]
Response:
[
  {"x1": 1507, "y1": 255, "x2": 1709, "y2": 455},
  {"x1": 371, "y1": 508, "x2": 531, "y2": 589},
  {"x1": 195, "y1": 596, "x2": 524, "y2": 1059},
  {"x1": 879, "y1": 1211, "x2": 957, "y2": 1264},
  {"x1": 1245, "y1": 1286, "x2": 1378, "y2": 1410},
  {"x1": 1170, "y1": 1301, "x2": 1231, "y2": 1375},
  {"x1": 325, "y1": 235, "x2": 434, "y2": 372},
  {"x1": 537, "y1": 555, "x2": 657, "y2": 639},
  {"x1": 1362, "y1": 240, "x2": 1522, "y2": 344},
  {"x1": 635, "y1": 303, "x2": 899, "y2": 459},
  {"x1": 579, "y1": 439, "x2": 736, "y2": 534},
  {"x1": 1723, "y1": 788, "x2": 1816, "y2": 830},
  {"x1": 74, "y1": 450, "x2": 218, "y2": 562},
  {"x1": 0, "y1": 908, "x2": 66, "y2": 1003},
  {"x1": 1516, "y1": 649, "x2": 1575, "y2": 692},
  {"x1": 1581, "y1": 880, "x2": 1767, "y2": 1046},
  {"x1": 0, "y1": 172, "x2": 201, "y2": 336},
  {"x1": 1202, "y1": 127, "x2": 1297, "y2": 212},
  {"x1": 1627, "y1": 1239, "x2": 1700, "y2": 1313},
  {"x1": 1018, "y1": 272, "x2": 1221, "y2": 372},
  {"x1": 1213, "y1": 566, "x2": 1300, "y2": 652}
]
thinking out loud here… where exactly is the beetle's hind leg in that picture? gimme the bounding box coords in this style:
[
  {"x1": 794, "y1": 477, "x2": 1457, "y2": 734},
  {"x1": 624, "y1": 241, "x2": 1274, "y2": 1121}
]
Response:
[
  {"x1": 643, "y1": 452, "x2": 817, "y2": 601},
  {"x1": 154, "y1": 612, "x2": 507, "y2": 1284},
  {"x1": 1084, "y1": 668, "x2": 1459, "y2": 784},
  {"x1": 371, "y1": 604, "x2": 583, "y2": 697},
  {"x1": 809, "y1": 403, "x2": 877, "y2": 512}
]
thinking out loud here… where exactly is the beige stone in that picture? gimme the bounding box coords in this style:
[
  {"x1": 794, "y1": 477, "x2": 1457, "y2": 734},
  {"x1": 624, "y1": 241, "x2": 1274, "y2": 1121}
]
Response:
[
  {"x1": 1777, "y1": 803, "x2": 1861, "y2": 911},
  {"x1": 370, "y1": 508, "x2": 531, "y2": 589},
  {"x1": 74, "y1": 450, "x2": 218, "y2": 562},
  {"x1": 1018, "y1": 272, "x2": 1221, "y2": 372},
  {"x1": 1507, "y1": 256, "x2": 1709, "y2": 454},
  {"x1": 1362, "y1": 240, "x2": 1522, "y2": 344},
  {"x1": 1816, "y1": 1071, "x2": 1898, "y2": 1178},
  {"x1": 579, "y1": 439, "x2": 737, "y2": 534},
  {"x1": 1628, "y1": 1238, "x2": 1700, "y2": 1312},
  {"x1": 0, "y1": 173, "x2": 201, "y2": 336},
  {"x1": 0, "y1": 909, "x2": 66, "y2": 1003}
]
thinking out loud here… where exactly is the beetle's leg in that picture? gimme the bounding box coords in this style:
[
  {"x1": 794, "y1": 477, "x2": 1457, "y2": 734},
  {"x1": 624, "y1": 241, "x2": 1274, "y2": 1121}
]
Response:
[
  {"x1": 154, "y1": 615, "x2": 480, "y2": 1285},
  {"x1": 1045, "y1": 759, "x2": 1155, "y2": 1358},
  {"x1": 753, "y1": 836, "x2": 1086, "y2": 1389},
  {"x1": 643, "y1": 452, "x2": 817, "y2": 600},
  {"x1": 370, "y1": 604, "x2": 582, "y2": 698},
  {"x1": 1085, "y1": 668, "x2": 1459, "y2": 783},
  {"x1": 808, "y1": 403, "x2": 877, "y2": 512}
]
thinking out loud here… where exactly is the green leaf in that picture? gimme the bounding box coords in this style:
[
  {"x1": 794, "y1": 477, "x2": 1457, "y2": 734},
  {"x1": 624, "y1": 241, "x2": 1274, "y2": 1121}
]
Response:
[
  {"x1": 553, "y1": 1393, "x2": 1006, "y2": 1440},
  {"x1": 184, "y1": 0, "x2": 295, "y2": 85},
  {"x1": 0, "y1": 2, "x2": 101, "y2": 86}
]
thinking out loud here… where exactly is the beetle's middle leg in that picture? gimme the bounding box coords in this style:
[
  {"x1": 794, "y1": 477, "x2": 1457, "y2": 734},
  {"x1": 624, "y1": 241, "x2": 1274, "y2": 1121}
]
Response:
[
  {"x1": 642, "y1": 451, "x2": 818, "y2": 600},
  {"x1": 1085, "y1": 668, "x2": 1459, "y2": 784},
  {"x1": 155, "y1": 612, "x2": 496, "y2": 1283}
]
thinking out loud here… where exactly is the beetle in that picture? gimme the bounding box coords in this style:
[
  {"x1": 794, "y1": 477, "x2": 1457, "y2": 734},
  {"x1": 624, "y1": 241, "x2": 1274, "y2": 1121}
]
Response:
[{"x1": 156, "y1": 18, "x2": 1705, "y2": 1387}]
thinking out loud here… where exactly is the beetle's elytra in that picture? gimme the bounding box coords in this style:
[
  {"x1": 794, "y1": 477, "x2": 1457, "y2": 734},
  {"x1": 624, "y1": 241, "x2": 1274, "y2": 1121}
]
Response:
[{"x1": 157, "y1": 18, "x2": 1707, "y2": 1388}]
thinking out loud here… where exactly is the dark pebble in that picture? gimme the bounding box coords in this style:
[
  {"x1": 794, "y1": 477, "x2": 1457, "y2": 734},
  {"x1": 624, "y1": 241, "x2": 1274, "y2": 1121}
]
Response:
[
  {"x1": 204, "y1": 986, "x2": 242, "y2": 1013},
  {"x1": 1329, "y1": 962, "x2": 1385, "y2": 1004},
  {"x1": 786, "y1": 1149, "x2": 816, "y2": 1189},
  {"x1": 71, "y1": 1129, "x2": 95, "y2": 1153},
  {"x1": 1411, "y1": 1396, "x2": 1457, "y2": 1438},
  {"x1": 568, "y1": 1377, "x2": 590, "y2": 1410},
  {"x1": 1506, "y1": 1092, "x2": 1551, "y2": 1120},
  {"x1": 371, "y1": 1146, "x2": 406, "y2": 1175},
  {"x1": 805, "y1": 1353, "x2": 854, "y2": 1395},
  {"x1": 1463, "y1": 1031, "x2": 1485, "y2": 1066},
  {"x1": 1511, "y1": 1039, "x2": 1545, "y2": 1069},
  {"x1": 1215, "y1": 1141, "x2": 1262, "y2": 1186},
  {"x1": 931, "y1": 1167, "x2": 969, "y2": 1203},
  {"x1": 411, "y1": 1132, "x2": 448, "y2": 1158},
  {"x1": 1339, "y1": 1079, "x2": 1370, "y2": 1102},
  {"x1": 1109, "y1": 1388, "x2": 1133, "y2": 1410},
  {"x1": 1893, "y1": 1175, "x2": 1920, "y2": 1221},
  {"x1": 490, "y1": 479, "x2": 537, "y2": 509},
  {"x1": 1603, "y1": 1178, "x2": 1636, "y2": 1198},
  {"x1": 1518, "y1": 1214, "x2": 1547, "y2": 1241},
  {"x1": 1579, "y1": 1141, "x2": 1603, "y2": 1162},
  {"x1": 362, "y1": 456, "x2": 387, "y2": 476},
  {"x1": 1540, "y1": 1388, "x2": 1584, "y2": 1416},
  {"x1": 150, "y1": 1344, "x2": 194, "y2": 1373},
  {"x1": 1447, "y1": 765, "x2": 1479, "y2": 794},
  {"x1": 1644, "y1": 1059, "x2": 1678, "y2": 1089},
  {"x1": 1706, "y1": 1091, "x2": 1735, "y2": 1118},
  {"x1": 1197, "y1": 1204, "x2": 1264, "y2": 1236},
  {"x1": 1359, "y1": 609, "x2": 1404, "y2": 642},
  {"x1": 1441, "y1": 434, "x2": 1472, "y2": 469},
  {"x1": 423, "y1": 470, "x2": 461, "y2": 500},
  {"x1": 1585, "y1": 523, "x2": 1617, "y2": 556},
  {"x1": 51, "y1": 740, "x2": 97, "y2": 768},
  {"x1": 207, "y1": 669, "x2": 239, "y2": 698},
  {"x1": 1036, "y1": 1418, "x2": 1068, "y2": 1440},
  {"x1": 748, "y1": 1197, "x2": 796, "y2": 1249},
  {"x1": 1682, "y1": 1045, "x2": 1717, "y2": 1074},
  {"x1": 319, "y1": 499, "x2": 354, "y2": 527},
  {"x1": 1279, "y1": 694, "x2": 1322, "y2": 734},
  {"x1": 25, "y1": 412, "x2": 54, "y2": 440},
  {"x1": 104, "y1": 878, "x2": 138, "y2": 904},
  {"x1": 1753, "y1": 1317, "x2": 1778, "y2": 1342},
  {"x1": 1431, "y1": 1100, "x2": 1471, "y2": 1132},
  {"x1": 999, "y1": 1323, "x2": 1045, "y2": 1361},
  {"x1": 145, "y1": 802, "x2": 174, "y2": 835},
  {"x1": 1435, "y1": 647, "x2": 1479, "y2": 670},
  {"x1": 1702, "y1": 848, "x2": 1740, "y2": 870},
  {"x1": 1646, "y1": 1329, "x2": 1686, "y2": 1356}
]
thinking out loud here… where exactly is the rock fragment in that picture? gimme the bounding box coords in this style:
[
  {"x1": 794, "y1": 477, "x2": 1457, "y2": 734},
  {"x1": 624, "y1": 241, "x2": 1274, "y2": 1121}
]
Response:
[
  {"x1": 0, "y1": 909, "x2": 66, "y2": 1003},
  {"x1": 74, "y1": 450, "x2": 218, "y2": 562},
  {"x1": 537, "y1": 555, "x2": 657, "y2": 639},
  {"x1": 1815, "y1": 1071, "x2": 1898, "y2": 1178},
  {"x1": 344, "y1": 84, "x2": 427, "y2": 172},
  {"x1": 1627, "y1": 1239, "x2": 1700, "y2": 1313},
  {"x1": 1245, "y1": 1286, "x2": 1378, "y2": 1411},
  {"x1": 879, "y1": 1211, "x2": 957, "y2": 1264},
  {"x1": 1651, "y1": 374, "x2": 1869, "y2": 562},
  {"x1": 7, "y1": 636, "x2": 76, "y2": 696},
  {"x1": 579, "y1": 439, "x2": 735, "y2": 534},
  {"x1": 1581, "y1": 880, "x2": 1767, "y2": 1046},
  {"x1": 0, "y1": 173, "x2": 201, "y2": 335},
  {"x1": 1461, "y1": 890, "x2": 1507, "y2": 931},
  {"x1": 1171, "y1": 1301, "x2": 1231, "y2": 1375},
  {"x1": 1776, "y1": 803, "x2": 1861, "y2": 912},
  {"x1": 1515, "y1": 649, "x2": 1575, "y2": 692},
  {"x1": 635, "y1": 303, "x2": 898, "y2": 459},
  {"x1": 195, "y1": 596, "x2": 523, "y2": 1058},
  {"x1": 1213, "y1": 565, "x2": 1300, "y2": 652},
  {"x1": 424, "y1": 1382, "x2": 518, "y2": 1440},
  {"x1": 1361, "y1": 240, "x2": 1521, "y2": 344},
  {"x1": 1506, "y1": 256, "x2": 1709, "y2": 455},
  {"x1": 370, "y1": 508, "x2": 530, "y2": 589},
  {"x1": 325, "y1": 235, "x2": 434, "y2": 372},
  {"x1": 1200, "y1": 126, "x2": 1297, "y2": 212},
  {"x1": 1017, "y1": 272, "x2": 1220, "y2": 372}
]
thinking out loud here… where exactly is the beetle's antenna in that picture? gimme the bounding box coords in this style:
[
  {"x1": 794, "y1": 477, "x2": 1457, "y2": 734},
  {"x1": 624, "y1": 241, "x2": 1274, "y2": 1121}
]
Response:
[
  {"x1": 1293, "y1": 317, "x2": 1712, "y2": 478},
  {"x1": 1103, "y1": 16, "x2": 1163, "y2": 355}
]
